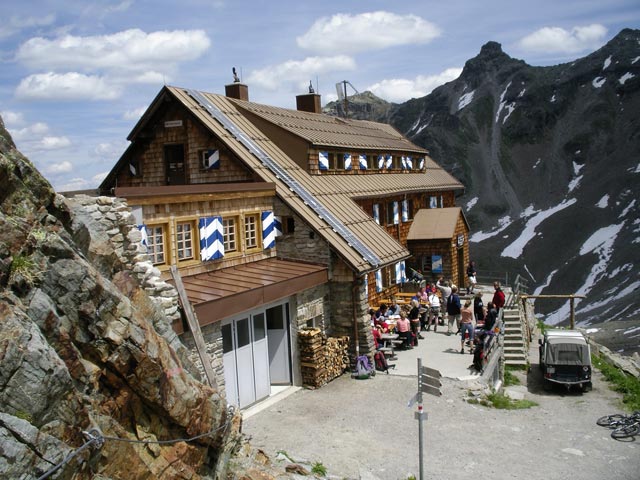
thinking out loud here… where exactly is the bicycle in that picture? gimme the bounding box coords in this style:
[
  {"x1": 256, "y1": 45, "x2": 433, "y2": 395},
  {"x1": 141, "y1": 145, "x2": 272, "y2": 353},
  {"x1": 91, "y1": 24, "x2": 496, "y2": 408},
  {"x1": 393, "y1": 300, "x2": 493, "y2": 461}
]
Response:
[{"x1": 596, "y1": 411, "x2": 640, "y2": 439}]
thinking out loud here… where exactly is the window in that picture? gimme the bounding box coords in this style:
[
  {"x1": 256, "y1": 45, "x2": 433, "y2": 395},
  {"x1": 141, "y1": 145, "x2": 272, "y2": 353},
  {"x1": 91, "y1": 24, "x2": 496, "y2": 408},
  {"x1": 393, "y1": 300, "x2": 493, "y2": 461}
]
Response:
[
  {"x1": 244, "y1": 214, "x2": 259, "y2": 249},
  {"x1": 386, "y1": 201, "x2": 398, "y2": 225},
  {"x1": 223, "y1": 217, "x2": 237, "y2": 252},
  {"x1": 176, "y1": 221, "x2": 195, "y2": 261},
  {"x1": 328, "y1": 152, "x2": 337, "y2": 170},
  {"x1": 281, "y1": 216, "x2": 295, "y2": 234},
  {"x1": 146, "y1": 225, "x2": 166, "y2": 265}
]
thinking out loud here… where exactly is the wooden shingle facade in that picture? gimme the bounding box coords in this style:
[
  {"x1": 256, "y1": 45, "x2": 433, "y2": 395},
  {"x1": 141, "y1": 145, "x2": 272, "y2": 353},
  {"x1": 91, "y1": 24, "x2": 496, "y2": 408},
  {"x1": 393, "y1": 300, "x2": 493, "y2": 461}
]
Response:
[{"x1": 100, "y1": 83, "x2": 467, "y2": 409}]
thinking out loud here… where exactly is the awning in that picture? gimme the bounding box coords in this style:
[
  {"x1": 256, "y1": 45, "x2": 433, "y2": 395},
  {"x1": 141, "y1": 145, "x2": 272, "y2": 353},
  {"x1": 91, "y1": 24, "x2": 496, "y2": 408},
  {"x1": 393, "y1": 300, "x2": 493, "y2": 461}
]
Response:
[
  {"x1": 171, "y1": 257, "x2": 328, "y2": 333},
  {"x1": 407, "y1": 207, "x2": 468, "y2": 240}
]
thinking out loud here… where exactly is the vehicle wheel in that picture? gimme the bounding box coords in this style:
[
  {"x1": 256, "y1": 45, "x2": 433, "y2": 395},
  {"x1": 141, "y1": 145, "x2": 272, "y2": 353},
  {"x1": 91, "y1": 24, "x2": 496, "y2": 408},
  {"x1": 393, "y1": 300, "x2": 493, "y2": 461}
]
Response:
[
  {"x1": 597, "y1": 414, "x2": 625, "y2": 427},
  {"x1": 611, "y1": 423, "x2": 640, "y2": 439},
  {"x1": 543, "y1": 379, "x2": 553, "y2": 392}
]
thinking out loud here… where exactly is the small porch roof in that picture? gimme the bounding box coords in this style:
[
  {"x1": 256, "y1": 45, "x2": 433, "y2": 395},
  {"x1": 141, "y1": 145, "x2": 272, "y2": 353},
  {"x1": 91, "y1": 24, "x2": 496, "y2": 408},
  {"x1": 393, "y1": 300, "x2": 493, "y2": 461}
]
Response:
[{"x1": 407, "y1": 207, "x2": 469, "y2": 241}]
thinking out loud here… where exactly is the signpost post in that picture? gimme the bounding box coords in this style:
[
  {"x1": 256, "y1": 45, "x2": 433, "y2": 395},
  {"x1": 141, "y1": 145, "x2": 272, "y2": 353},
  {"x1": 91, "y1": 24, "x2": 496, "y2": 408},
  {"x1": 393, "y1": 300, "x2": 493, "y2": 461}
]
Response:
[{"x1": 414, "y1": 358, "x2": 442, "y2": 480}]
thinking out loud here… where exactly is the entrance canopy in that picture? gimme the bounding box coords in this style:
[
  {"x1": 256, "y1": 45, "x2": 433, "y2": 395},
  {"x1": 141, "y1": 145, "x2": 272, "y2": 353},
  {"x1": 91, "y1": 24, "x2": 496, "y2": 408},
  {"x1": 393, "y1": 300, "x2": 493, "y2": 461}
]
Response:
[
  {"x1": 171, "y1": 258, "x2": 328, "y2": 333},
  {"x1": 407, "y1": 207, "x2": 468, "y2": 240}
]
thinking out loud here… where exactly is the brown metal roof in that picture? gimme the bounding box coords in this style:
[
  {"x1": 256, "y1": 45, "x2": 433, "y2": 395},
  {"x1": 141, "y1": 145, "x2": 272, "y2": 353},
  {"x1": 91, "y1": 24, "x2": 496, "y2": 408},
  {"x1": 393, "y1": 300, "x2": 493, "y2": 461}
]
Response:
[
  {"x1": 407, "y1": 207, "x2": 468, "y2": 240},
  {"x1": 172, "y1": 258, "x2": 328, "y2": 332},
  {"x1": 115, "y1": 183, "x2": 276, "y2": 201},
  {"x1": 166, "y1": 86, "x2": 410, "y2": 274},
  {"x1": 231, "y1": 99, "x2": 428, "y2": 154}
]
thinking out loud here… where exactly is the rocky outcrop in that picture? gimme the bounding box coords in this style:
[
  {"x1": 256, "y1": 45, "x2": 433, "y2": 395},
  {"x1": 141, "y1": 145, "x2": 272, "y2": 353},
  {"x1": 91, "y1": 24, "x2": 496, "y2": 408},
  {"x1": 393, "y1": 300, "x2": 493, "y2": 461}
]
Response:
[{"x1": 0, "y1": 116, "x2": 286, "y2": 478}]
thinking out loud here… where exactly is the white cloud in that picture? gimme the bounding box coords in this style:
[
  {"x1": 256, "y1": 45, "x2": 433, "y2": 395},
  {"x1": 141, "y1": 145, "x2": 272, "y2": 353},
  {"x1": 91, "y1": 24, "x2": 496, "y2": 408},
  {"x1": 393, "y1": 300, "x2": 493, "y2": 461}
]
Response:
[
  {"x1": 517, "y1": 24, "x2": 607, "y2": 54},
  {"x1": 123, "y1": 107, "x2": 147, "y2": 121},
  {"x1": 44, "y1": 160, "x2": 73, "y2": 174},
  {"x1": 247, "y1": 55, "x2": 356, "y2": 91},
  {"x1": 297, "y1": 11, "x2": 440, "y2": 54},
  {"x1": 56, "y1": 177, "x2": 93, "y2": 192},
  {"x1": 40, "y1": 136, "x2": 71, "y2": 150},
  {"x1": 92, "y1": 141, "x2": 128, "y2": 160},
  {"x1": 133, "y1": 71, "x2": 167, "y2": 84},
  {"x1": 366, "y1": 68, "x2": 462, "y2": 103},
  {"x1": 1, "y1": 110, "x2": 26, "y2": 127},
  {"x1": 16, "y1": 29, "x2": 211, "y2": 74},
  {"x1": 15, "y1": 72, "x2": 121, "y2": 100},
  {"x1": 0, "y1": 13, "x2": 55, "y2": 39},
  {"x1": 10, "y1": 121, "x2": 50, "y2": 141}
]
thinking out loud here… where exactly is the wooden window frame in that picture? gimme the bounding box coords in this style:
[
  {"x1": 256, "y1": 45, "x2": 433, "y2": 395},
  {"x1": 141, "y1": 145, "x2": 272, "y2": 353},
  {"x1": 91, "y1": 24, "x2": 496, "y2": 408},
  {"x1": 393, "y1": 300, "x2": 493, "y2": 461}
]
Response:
[
  {"x1": 146, "y1": 223, "x2": 169, "y2": 266},
  {"x1": 176, "y1": 219, "x2": 196, "y2": 263},
  {"x1": 244, "y1": 213, "x2": 261, "y2": 251},
  {"x1": 223, "y1": 217, "x2": 238, "y2": 253}
]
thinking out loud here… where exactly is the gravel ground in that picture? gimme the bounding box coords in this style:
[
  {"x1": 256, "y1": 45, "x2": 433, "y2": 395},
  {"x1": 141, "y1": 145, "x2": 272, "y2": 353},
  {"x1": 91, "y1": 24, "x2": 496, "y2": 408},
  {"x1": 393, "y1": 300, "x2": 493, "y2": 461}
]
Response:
[{"x1": 243, "y1": 351, "x2": 639, "y2": 479}]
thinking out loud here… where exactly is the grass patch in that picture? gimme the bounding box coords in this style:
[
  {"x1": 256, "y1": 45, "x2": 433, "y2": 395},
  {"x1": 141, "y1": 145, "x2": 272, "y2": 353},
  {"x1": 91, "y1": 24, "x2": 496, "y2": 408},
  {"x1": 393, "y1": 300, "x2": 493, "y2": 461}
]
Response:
[
  {"x1": 504, "y1": 369, "x2": 521, "y2": 386},
  {"x1": 468, "y1": 393, "x2": 537, "y2": 409},
  {"x1": 311, "y1": 462, "x2": 327, "y2": 477},
  {"x1": 592, "y1": 354, "x2": 640, "y2": 411},
  {"x1": 537, "y1": 319, "x2": 549, "y2": 335}
]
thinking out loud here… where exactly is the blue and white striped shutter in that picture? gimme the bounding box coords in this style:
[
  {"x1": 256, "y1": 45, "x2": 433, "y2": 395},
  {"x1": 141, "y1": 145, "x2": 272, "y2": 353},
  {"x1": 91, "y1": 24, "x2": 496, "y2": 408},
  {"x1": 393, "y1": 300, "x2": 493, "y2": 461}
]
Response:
[
  {"x1": 262, "y1": 211, "x2": 277, "y2": 249},
  {"x1": 395, "y1": 262, "x2": 402, "y2": 284},
  {"x1": 419, "y1": 157, "x2": 425, "y2": 169},
  {"x1": 406, "y1": 156, "x2": 413, "y2": 170},
  {"x1": 430, "y1": 196, "x2": 438, "y2": 208},
  {"x1": 138, "y1": 225, "x2": 148, "y2": 248},
  {"x1": 400, "y1": 260, "x2": 406, "y2": 283},
  {"x1": 364, "y1": 274, "x2": 369, "y2": 300},
  {"x1": 203, "y1": 149, "x2": 220, "y2": 169},
  {"x1": 393, "y1": 201, "x2": 399, "y2": 224},
  {"x1": 385, "y1": 154, "x2": 393, "y2": 169},
  {"x1": 274, "y1": 215, "x2": 283, "y2": 237},
  {"x1": 401, "y1": 156, "x2": 407, "y2": 170},
  {"x1": 344, "y1": 153, "x2": 352, "y2": 170},
  {"x1": 377, "y1": 154, "x2": 385, "y2": 169},
  {"x1": 375, "y1": 270, "x2": 383, "y2": 292},
  {"x1": 130, "y1": 161, "x2": 138, "y2": 176},
  {"x1": 372, "y1": 204, "x2": 380, "y2": 224},
  {"x1": 199, "y1": 216, "x2": 224, "y2": 261},
  {"x1": 319, "y1": 151, "x2": 329, "y2": 170},
  {"x1": 401, "y1": 200, "x2": 408, "y2": 222},
  {"x1": 359, "y1": 154, "x2": 367, "y2": 170}
]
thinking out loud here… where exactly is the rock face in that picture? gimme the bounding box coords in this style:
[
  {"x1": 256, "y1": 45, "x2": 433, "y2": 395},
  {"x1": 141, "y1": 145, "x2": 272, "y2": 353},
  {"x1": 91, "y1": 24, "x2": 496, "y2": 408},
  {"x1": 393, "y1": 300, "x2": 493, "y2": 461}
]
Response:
[
  {"x1": 0, "y1": 116, "x2": 267, "y2": 478},
  {"x1": 336, "y1": 29, "x2": 640, "y2": 338}
]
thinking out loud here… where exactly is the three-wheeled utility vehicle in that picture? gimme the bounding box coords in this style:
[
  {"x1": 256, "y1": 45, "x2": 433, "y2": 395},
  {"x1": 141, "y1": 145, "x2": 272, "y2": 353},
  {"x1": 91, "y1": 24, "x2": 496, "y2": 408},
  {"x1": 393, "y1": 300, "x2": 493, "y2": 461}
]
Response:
[{"x1": 539, "y1": 330, "x2": 592, "y2": 392}]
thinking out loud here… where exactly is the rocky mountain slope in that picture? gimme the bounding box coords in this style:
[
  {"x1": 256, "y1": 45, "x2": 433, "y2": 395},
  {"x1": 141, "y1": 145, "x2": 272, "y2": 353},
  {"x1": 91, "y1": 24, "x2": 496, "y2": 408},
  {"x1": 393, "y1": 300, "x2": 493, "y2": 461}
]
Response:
[
  {"x1": 329, "y1": 29, "x2": 640, "y2": 342},
  {"x1": 0, "y1": 118, "x2": 286, "y2": 478}
]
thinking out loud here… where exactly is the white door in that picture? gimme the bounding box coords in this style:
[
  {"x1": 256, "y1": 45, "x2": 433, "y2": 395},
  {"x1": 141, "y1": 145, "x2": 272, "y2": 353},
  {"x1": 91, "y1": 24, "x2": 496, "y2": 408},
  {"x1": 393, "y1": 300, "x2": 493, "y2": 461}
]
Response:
[
  {"x1": 221, "y1": 322, "x2": 239, "y2": 407},
  {"x1": 267, "y1": 304, "x2": 291, "y2": 385},
  {"x1": 234, "y1": 317, "x2": 256, "y2": 408},
  {"x1": 252, "y1": 313, "x2": 271, "y2": 400}
]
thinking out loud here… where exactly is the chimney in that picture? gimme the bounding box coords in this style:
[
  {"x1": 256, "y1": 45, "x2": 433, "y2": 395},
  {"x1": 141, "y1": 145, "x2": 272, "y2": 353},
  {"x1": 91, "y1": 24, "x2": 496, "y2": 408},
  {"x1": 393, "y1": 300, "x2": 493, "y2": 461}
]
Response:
[
  {"x1": 296, "y1": 93, "x2": 322, "y2": 113},
  {"x1": 225, "y1": 82, "x2": 249, "y2": 101}
]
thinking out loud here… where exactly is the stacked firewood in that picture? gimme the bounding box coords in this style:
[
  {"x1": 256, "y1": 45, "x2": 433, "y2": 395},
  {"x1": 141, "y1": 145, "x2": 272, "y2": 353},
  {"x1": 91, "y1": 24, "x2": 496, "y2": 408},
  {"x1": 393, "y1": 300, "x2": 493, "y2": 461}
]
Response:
[{"x1": 298, "y1": 328, "x2": 349, "y2": 388}]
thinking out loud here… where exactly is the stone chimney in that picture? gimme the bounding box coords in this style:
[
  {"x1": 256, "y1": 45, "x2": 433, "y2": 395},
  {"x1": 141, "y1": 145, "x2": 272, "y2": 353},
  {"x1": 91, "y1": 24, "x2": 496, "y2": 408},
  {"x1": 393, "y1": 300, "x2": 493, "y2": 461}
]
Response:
[
  {"x1": 296, "y1": 93, "x2": 322, "y2": 113},
  {"x1": 225, "y1": 82, "x2": 249, "y2": 101}
]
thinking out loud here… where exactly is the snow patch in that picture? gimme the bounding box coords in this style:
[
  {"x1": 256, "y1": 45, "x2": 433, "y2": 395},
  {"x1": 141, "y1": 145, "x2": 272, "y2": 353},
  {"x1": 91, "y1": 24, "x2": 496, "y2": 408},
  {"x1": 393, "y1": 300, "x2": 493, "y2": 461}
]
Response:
[
  {"x1": 579, "y1": 223, "x2": 625, "y2": 256},
  {"x1": 533, "y1": 158, "x2": 541, "y2": 169},
  {"x1": 634, "y1": 163, "x2": 640, "y2": 173},
  {"x1": 603, "y1": 55, "x2": 612, "y2": 70},
  {"x1": 533, "y1": 269, "x2": 558, "y2": 296},
  {"x1": 633, "y1": 56, "x2": 640, "y2": 64},
  {"x1": 568, "y1": 175, "x2": 582, "y2": 193},
  {"x1": 465, "y1": 197, "x2": 478, "y2": 211},
  {"x1": 409, "y1": 117, "x2": 421, "y2": 133},
  {"x1": 625, "y1": 326, "x2": 640, "y2": 336},
  {"x1": 501, "y1": 198, "x2": 577, "y2": 258},
  {"x1": 585, "y1": 328, "x2": 599, "y2": 334},
  {"x1": 608, "y1": 263, "x2": 632, "y2": 278},
  {"x1": 518, "y1": 89, "x2": 526, "y2": 98},
  {"x1": 621, "y1": 199, "x2": 636, "y2": 217},
  {"x1": 502, "y1": 103, "x2": 516, "y2": 124},
  {"x1": 550, "y1": 94, "x2": 556, "y2": 103},
  {"x1": 524, "y1": 264, "x2": 536, "y2": 282},
  {"x1": 596, "y1": 194, "x2": 609, "y2": 208},
  {"x1": 470, "y1": 215, "x2": 512, "y2": 243},
  {"x1": 619, "y1": 72, "x2": 635, "y2": 85},
  {"x1": 495, "y1": 81, "x2": 512, "y2": 123},
  {"x1": 457, "y1": 90, "x2": 475, "y2": 111},
  {"x1": 592, "y1": 77, "x2": 606, "y2": 88}
]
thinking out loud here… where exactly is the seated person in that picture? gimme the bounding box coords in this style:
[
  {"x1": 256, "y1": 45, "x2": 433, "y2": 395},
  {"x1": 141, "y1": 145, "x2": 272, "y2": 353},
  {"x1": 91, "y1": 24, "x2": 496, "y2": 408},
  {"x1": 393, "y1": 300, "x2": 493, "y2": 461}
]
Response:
[
  {"x1": 372, "y1": 325, "x2": 383, "y2": 350},
  {"x1": 375, "y1": 303, "x2": 388, "y2": 319},
  {"x1": 387, "y1": 298, "x2": 401, "y2": 316},
  {"x1": 395, "y1": 311, "x2": 413, "y2": 349}
]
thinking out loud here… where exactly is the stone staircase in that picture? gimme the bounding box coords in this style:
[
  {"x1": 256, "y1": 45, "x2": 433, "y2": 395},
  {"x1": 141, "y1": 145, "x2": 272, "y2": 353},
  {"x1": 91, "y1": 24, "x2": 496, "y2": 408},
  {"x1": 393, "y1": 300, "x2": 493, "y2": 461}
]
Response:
[{"x1": 502, "y1": 307, "x2": 528, "y2": 367}]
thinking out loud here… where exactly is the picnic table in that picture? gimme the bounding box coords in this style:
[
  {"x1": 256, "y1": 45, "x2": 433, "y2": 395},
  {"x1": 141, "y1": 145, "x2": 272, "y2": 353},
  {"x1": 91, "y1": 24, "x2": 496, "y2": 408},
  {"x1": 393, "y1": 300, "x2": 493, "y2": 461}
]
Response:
[{"x1": 379, "y1": 333, "x2": 402, "y2": 358}]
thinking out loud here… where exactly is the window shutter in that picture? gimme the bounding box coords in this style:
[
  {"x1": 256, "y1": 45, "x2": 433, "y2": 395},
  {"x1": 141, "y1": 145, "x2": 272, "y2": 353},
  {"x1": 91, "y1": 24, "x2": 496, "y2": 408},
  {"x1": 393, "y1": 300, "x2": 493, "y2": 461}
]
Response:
[
  {"x1": 373, "y1": 204, "x2": 380, "y2": 224},
  {"x1": 401, "y1": 200, "x2": 408, "y2": 222},
  {"x1": 405, "y1": 156, "x2": 413, "y2": 170},
  {"x1": 364, "y1": 274, "x2": 369, "y2": 300},
  {"x1": 199, "y1": 216, "x2": 224, "y2": 261},
  {"x1": 401, "y1": 156, "x2": 407, "y2": 170},
  {"x1": 319, "y1": 151, "x2": 329, "y2": 170},
  {"x1": 430, "y1": 196, "x2": 438, "y2": 209},
  {"x1": 400, "y1": 260, "x2": 406, "y2": 283},
  {"x1": 419, "y1": 157, "x2": 425, "y2": 169},
  {"x1": 138, "y1": 224, "x2": 148, "y2": 247},
  {"x1": 262, "y1": 211, "x2": 277, "y2": 249},
  {"x1": 359, "y1": 154, "x2": 367, "y2": 170},
  {"x1": 375, "y1": 270, "x2": 382, "y2": 292},
  {"x1": 274, "y1": 215, "x2": 283, "y2": 237},
  {"x1": 385, "y1": 154, "x2": 393, "y2": 169},
  {"x1": 377, "y1": 154, "x2": 385, "y2": 169},
  {"x1": 395, "y1": 263, "x2": 402, "y2": 284},
  {"x1": 393, "y1": 201, "x2": 399, "y2": 225},
  {"x1": 344, "y1": 153, "x2": 352, "y2": 170}
]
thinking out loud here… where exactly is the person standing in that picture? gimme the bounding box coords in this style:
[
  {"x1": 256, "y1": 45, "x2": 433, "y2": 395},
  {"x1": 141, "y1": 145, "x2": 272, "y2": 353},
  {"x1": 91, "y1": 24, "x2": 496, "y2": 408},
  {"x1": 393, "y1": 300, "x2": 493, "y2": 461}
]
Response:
[
  {"x1": 427, "y1": 290, "x2": 441, "y2": 332},
  {"x1": 436, "y1": 277, "x2": 452, "y2": 328},
  {"x1": 395, "y1": 311, "x2": 413, "y2": 349},
  {"x1": 460, "y1": 299, "x2": 474, "y2": 354},
  {"x1": 492, "y1": 281, "x2": 505, "y2": 314},
  {"x1": 446, "y1": 285, "x2": 461, "y2": 336},
  {"x1": 408, "y1": 299, "x2": 423, "y2": 343},
  {"x1": 473, "y1": 291, "x2": 485, "y2": 325},
  {"x1": 466, "y1": 261, "x2": 477, "y2": 295},
  {"x1": 484, "y1": 302, "x2": 498, "y2": 332}
]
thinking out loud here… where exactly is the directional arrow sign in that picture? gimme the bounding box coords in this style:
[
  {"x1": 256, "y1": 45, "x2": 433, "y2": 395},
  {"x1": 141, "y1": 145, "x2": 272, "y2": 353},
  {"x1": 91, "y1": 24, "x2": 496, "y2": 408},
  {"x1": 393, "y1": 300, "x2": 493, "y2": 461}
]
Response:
[
  {"x1": 421, "y1": 383, "x2": 442, "y2": 396},
  {"x1": 420, "y1": 374, "x2": 442, "y2": 388},
  {"x1": 420, "y1": 366, "x2": 441, "y2": 378}
]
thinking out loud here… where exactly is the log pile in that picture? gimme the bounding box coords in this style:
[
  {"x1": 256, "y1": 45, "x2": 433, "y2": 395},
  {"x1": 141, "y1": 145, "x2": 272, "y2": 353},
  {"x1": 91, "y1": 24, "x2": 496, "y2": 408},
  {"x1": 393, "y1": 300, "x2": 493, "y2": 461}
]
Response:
[{"x1": 298, "y1": 328, "x2": 349, "y2": 388}]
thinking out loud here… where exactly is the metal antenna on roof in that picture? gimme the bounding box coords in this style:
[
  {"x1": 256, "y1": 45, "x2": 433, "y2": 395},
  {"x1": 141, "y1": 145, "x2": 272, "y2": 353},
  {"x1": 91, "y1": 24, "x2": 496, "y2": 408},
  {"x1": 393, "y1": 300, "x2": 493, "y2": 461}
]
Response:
[
  {"x1": 334, "y1": 80, "x2": 358, "y2": 118},
  {"x1": 232, "y1": 67, "x2": 240, "y2": 83}
]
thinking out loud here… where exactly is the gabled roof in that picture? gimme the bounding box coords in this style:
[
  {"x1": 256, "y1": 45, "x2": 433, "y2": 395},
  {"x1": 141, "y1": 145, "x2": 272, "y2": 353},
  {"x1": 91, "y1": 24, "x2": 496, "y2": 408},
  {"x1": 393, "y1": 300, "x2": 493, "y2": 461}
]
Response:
[
  {"x1": 407, "y1": 207, "x2": 469, "y2": 240},
  {"x1": 231, "y1": 99, "x2": 427, "y2": 153},
  {"x1": 165, "y1": 86, "x2": 410, "y2": 274}
]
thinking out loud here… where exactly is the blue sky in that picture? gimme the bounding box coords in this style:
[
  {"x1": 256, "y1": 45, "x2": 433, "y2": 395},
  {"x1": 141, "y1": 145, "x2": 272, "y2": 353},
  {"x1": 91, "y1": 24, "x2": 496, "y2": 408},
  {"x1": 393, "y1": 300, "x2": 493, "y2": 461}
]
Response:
[{"x1": 1, "y1": 0, "x2": 638, "y2": 191}]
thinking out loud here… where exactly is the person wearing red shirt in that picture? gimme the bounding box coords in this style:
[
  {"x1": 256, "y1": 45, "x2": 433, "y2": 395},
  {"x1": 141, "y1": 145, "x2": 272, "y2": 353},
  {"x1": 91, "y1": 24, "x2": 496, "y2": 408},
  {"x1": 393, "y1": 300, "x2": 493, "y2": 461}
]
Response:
[{"x1": 492, "y1": 281, "x2": 506, "y2": 313}]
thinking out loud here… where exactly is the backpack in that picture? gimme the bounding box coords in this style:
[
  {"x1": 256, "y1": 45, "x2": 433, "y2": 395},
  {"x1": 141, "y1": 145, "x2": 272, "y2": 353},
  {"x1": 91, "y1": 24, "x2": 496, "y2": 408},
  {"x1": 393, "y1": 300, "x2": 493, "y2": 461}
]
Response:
[
  {"x1": 374, "y1": 351, "x2": 389, "y2": 373},
  {"x1": 354, "y1": 355, "x2": 375, "y2": 379}
]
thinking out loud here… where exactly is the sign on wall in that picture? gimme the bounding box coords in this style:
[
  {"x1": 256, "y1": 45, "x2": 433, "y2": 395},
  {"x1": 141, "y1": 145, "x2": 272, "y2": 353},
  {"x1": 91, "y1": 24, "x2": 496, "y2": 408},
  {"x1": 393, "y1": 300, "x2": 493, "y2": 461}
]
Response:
[
  {"x1": 432, "y1": 255, "x2": 443, "y2": 273},
  {"x1": 457, "y1": 234, "x2": 465, "y2": 247}
]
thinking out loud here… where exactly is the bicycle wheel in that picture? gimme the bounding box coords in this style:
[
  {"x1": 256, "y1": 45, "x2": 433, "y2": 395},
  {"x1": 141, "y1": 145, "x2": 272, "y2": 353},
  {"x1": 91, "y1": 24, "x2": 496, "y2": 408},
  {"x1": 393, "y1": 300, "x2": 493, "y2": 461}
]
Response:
[
  {"x1": 611, "y1": 423, "x2": 640, "y2": 439},
  {"x1": 597, "y1": 414, "x2": 626, "y2": 427}
]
